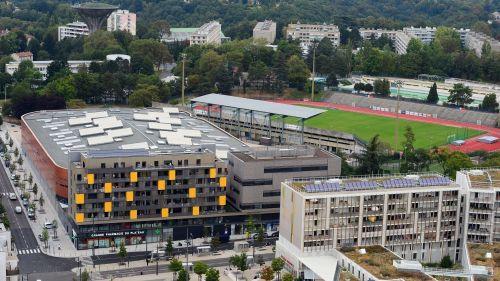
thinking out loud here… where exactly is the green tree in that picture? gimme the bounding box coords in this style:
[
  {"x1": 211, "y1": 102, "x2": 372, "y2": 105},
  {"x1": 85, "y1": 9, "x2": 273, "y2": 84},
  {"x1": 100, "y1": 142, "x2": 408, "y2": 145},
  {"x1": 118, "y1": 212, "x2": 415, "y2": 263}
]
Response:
[
  {"x1": 193, "y1": 261, "x2": 208, "y2": 281},
  {"x1": 402, "y1": 126, "x2": 415, "y2": 157},
  {"x1": 353, "y1": 82, "x2": 364, "y2": 93},
  {"x1": 83, "y1": 30, "x2": 124, "y2": 59},
  {"x1": 129, "y1": 39, "x2": 172, "y2": 69},
  {"x1": 373, "y1": 79, "x2": 390, "y2": 96},
  {"x1": 256, "y1": 226, "x2": 265, "y2": 246},
  {"x1": 205, "y1": 268, "x2": 220, "y2": 281},
  {"x1": 286, "y1": 55, "x2": 310, "y2": 90},
  {"x1": 440, "y1": 255, "x2": 453, "y2": 268},
  {"x1": 128, "y1": 85, "x2": 160, "y2": 107},
  {"x1": 42, "y1": 228, "x2": 49, "y2": 248},
  {"x1": 81, "y1": 269, "x2": 90, "y2": 281},
  {"x1": 169, "y1": 258, "x2": 184, "y2": 281},
  {"x1": 260, "y1": 266, "x2": 274, "y2": 281},
  {"x1": 448, "y1": 83, "x2": 473, "y2": 107},
  {"x1": 14, "y1": 147, "x2": 19, "y2": 157},
  {"x1": 481, "y1": 93, "x2": 498, "y2": 112},
  {"x1": 43, "y1": 76, "x2": 76, "y2": 101},
  {"x1": 149, "y1": 20, "x2": 172, "y2": 40},
  {"x1": 166, "y1": 236, "x2": 174, "y2": 257},
  {"x1": 443, "y1": 151, "x2": 473, "y2": 179},
  {"x1": 178, "y1": 268, "x2": 190, "y2": 281},
  {"x1": 210, "y1": 234, "x2": 220, "y2": 251},
  {"x1": 427, "y1": 82, "x2": 439, "y2": 104},
  {"x1": 433, "y1": 27, "x2": 461, "y2": 53},
  {"x1": 271, "y1": 258, "x2": 285, "y2": 281},
  {"x1": 229, "y1": 253, "x2": 248, "y2": 278},
  {"x1": 39, "y1": 193, "x2": 44, "y2": 209},
  {"x1": 17, "y1": 156, "x2": 23, "y2": 165},
  {"x1": 356, "y1": 134, "x2": 389, "y2": 174},
  {"x1": 282, "y1": 272, "x2": 294, "y2": 281},
  {"x1": 117, "y1": 242, "x2": 127, "y2": 264}
]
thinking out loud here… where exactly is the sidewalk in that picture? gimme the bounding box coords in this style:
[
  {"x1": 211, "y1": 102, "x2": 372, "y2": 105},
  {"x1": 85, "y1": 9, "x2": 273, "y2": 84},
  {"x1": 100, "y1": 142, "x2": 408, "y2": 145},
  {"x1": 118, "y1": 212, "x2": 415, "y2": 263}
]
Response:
[
  {"x1": 1, "y1": 122, "x2": 252, "y2": 259},
  {"x1": 74, "y1": 246, "x2": 274, "y2": 281}
]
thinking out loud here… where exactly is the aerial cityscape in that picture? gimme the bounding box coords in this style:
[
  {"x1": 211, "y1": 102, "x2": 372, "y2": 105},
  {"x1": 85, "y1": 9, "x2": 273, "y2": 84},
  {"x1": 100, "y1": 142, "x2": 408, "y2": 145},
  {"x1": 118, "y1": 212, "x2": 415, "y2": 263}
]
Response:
[{"x1": 0, "y1": 0, "x2": 498, "y2": 281}]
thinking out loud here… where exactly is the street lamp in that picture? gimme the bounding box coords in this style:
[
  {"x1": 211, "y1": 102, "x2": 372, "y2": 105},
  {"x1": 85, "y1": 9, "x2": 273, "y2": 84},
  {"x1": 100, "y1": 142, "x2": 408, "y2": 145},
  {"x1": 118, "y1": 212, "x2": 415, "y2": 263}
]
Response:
[
  {"x1": 310, "y1": 41, "x2": 317, "y2": 102},
  {"x1": 181, "y1": 53, "x2": 187, "y2": 107}
]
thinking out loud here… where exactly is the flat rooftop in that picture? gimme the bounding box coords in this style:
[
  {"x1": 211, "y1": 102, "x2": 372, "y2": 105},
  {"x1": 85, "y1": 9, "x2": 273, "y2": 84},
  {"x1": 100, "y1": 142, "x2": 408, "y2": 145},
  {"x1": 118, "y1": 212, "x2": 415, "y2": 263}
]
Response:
[
  {"x1": 230, "y1": 145, "x2": 334, "y2": 162},
  {"x1": 22, "y1": 107, "x2": 250, "y2": 168},
  {"x1": 340, "y1": 246, "x2": 433, "y2": 281},
  {"x1": 465, "y1": 169, "x2": 500, "y2": 189},
  {"x1": 288, "y1": 173, "x2": 456, "y2": 194},
  {"x1": 467, "y1": 243, "x2": 499, "y2": 280}
]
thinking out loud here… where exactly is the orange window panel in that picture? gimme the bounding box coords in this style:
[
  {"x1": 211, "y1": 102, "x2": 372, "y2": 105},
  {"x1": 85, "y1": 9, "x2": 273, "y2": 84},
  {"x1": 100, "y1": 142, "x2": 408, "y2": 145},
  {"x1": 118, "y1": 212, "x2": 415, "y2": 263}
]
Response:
[
  {"x1": 168, "y1": 170, "x2": 176, "y2": 181},
  {"x1": 161, "y1": 208, "x2": 169, "y2": 218},
  {"x1": 87, "y1": 174, "x2": 94, "y2": 185},
  {"x1": 130, "y1": 210, "x2": 137, "y2": 220},
  {"x1": 104, "y1": 201, "x2": 112, "y2": 213},
  {"x1": 126, "y1": 191, "x2": 134, "y2": 202},
  {"x1": 75, "y1": 193, "x2": 85, "y2": 205},
  {"x1": 218, "y1": 195, "x2": 226, "y2": 206},
  {"x1": 188, "y1": 187, "x2": 196, "y2": 198},
  {"x1": 104, "y1": 182, "x2": 112, "y2": 193},
  {"x1": 75, "y1": 213, "x2": 85, "y2": 223},
  {"x1": 158, "y1": 180, "x2": 166, "y2": 191},
  {"x1": 192, "y1": 206, "x2": 199, "y2": 216},
  {"x1": 130, "y1": 172, "x2": 138, "y2": 183},
  {"x1": 219, "y1": 176, "x2": 227, "y2": 188},
  {"x1": 209, "y1": 168, "x2": 216, "y2": 179}
]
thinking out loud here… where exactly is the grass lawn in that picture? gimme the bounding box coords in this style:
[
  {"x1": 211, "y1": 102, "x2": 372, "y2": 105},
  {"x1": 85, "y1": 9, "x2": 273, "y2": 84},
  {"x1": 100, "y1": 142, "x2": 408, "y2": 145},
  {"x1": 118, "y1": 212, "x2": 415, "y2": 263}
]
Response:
[{"x1": 286, "y1": 109, "x2": 484, "y2": 150}]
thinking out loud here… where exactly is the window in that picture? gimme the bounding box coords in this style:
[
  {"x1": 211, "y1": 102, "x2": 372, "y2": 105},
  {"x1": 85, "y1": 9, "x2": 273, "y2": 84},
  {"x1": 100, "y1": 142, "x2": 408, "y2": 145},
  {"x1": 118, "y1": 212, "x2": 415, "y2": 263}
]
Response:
[
  {"x1": 101, "y1": 163, "x2": 106, "y2": 168},
  {"x1": 233, "y1": 175, "x2": 272, "y2": 186},
  {"x1": 76, "y1": 174, "x2": 82, "y2": 181},
  {"x1": 196, "y1": 159, "x2": 201, "y2": 165},
  {"x1": 184, "y1": 160, "x2": 189, "y2": 166},
  {"x1": 114, "y1": 163, "x2": 118, "y2": 168},
  {"x1": 263, "y1": 165, "x2": 328, "y2": 173},
  {"x1": 154, "y1": 161, "x2": 159, "y2": 167},
  {"x1": 263, "y1": 191, "x2": 280, "y2": 197}
]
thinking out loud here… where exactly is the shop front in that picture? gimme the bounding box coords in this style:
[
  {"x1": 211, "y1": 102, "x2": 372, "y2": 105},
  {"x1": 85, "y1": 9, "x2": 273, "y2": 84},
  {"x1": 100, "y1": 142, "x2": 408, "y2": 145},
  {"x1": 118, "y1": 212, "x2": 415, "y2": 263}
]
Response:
[{"x1": 77, "y1": 229, "x2": 147, "y2": 250}]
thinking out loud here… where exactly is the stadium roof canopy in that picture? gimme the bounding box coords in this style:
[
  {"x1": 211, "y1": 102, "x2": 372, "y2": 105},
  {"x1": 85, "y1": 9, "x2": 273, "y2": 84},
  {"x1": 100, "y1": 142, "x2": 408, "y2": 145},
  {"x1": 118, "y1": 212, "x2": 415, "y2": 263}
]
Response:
[{"x1": 191, "y1": 94, "x2": 325, "y2": 119}]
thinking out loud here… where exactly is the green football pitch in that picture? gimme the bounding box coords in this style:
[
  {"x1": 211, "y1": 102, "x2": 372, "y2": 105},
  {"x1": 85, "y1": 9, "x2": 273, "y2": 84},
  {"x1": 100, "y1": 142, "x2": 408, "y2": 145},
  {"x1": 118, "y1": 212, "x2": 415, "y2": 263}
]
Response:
[{"x1": 285, "y1": 109, "x2": 484, "y2": 150}]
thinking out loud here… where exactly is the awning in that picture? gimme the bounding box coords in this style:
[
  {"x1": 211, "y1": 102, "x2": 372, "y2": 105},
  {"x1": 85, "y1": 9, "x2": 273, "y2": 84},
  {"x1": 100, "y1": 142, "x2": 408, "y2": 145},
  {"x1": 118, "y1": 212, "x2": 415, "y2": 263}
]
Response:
[{"x1": 299, "y1": 255, "x2": 338, "y2": 281}]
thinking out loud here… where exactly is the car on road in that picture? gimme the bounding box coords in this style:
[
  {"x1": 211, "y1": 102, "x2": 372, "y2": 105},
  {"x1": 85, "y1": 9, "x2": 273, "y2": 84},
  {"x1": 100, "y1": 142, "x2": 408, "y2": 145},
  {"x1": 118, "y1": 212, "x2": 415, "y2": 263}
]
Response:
[
  {"x1": 8, "y1": 193, "x2": 17, "y2": 200},
  {"x1": 10, "y1": 174, "x2": 16, "y2": 180},
  {"x1": 270, "y1": 231, "x2": 279, "y2": 238},
  {"x1": 28, "y1": 211, "x2": 35, "y2": 220},
  {"x1": 22, "y1": 199, "x2": 29, "y2": 206},
  {"x1": 44, "y1": 222, "x2": 53, "y2": 229},
  {"x1": 15, "y1": 206, "x2": 22, "y2": 214}
]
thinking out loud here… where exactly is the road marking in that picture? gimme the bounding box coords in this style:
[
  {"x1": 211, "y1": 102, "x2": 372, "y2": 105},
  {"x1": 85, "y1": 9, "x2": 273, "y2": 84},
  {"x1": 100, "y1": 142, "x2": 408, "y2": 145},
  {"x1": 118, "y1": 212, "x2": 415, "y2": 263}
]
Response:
[{"x1": 18, "y1": 248, "x2": 41, "y2": 255}]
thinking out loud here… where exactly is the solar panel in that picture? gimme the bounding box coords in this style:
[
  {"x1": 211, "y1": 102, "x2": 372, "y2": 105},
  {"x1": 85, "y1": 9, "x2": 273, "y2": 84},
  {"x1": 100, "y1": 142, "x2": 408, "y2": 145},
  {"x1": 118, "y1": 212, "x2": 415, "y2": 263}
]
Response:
[
  {"x1": 148, "y1": 122, "x2": 173, "y2": 131},
  {"x1": 418, "y1": 177, "x2": 450, "y2": 186},
  {"x1": 85, "y1": 111, "x2": 108, "y2": 119},
  {"x1": 68, "y1": 117, "x2": 92, "y2": 126},
  {"x1": 163, "y1": 107, "x2": 179, "y2": 114},
  {"x1": 147, "y1": 112, "x2": 170, "y2": 119},
  {"x1": 79, "y1": 126, "x2": 104, "y2": 137},
  {"x1": 133, "y1": 113, "x2": 157, "y2": 121},
  {"x1": 158, "y1": 117, "x2": 182, "y2": 125},
  {"x1": 99, "y1": 120, "x2": 123, "y2": 130},
  {"x1": 106, "y1": 127, "x2": 133, "y2": 138},
  {"x1": 87, "y1": 135, "x2": 114, "y2": 146},
  {"x1": 176, "y1": 129, "x2": 202, "y2": 138},
  {"x1": 120, "y1": 142, "x2": 149, "y2": 150},
  {"x1": 92, "y1": 116, "x2": 118, "y2": 126}
]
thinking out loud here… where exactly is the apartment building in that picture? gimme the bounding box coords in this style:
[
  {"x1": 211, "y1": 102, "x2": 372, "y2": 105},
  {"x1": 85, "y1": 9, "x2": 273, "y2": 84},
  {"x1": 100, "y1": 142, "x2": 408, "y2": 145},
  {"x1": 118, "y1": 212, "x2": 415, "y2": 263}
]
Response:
[
  {"x1": 6, "y1": 60, "x2": 94, "y2": 80},
  {"x1": 285, "y1": 22, "x2": 340, "y2": 51},
  {"x1": 403, "y1": 26, "x2": 470, "y2": 44},
  {"x1": 253, "y1": 20, "x2": 277, "y2": 44},
  {"x1": 457, "y1": 169, "x2": 500, "y2": 243},
  {"x1": 227, "y1": 146, "x2": 341, "y2": 212},
  {"x1": 10, "y1": 51, "x2": 33, "y2": 62},
  {"x1": 190, "y1": 21, "x2": 222, "y2": 45},
  {"x1": 107, "y1": 9, "x2": 136, "y2": 36},
  {"x1": 68, "y1": 149, "x2": 227, "y2": 249},
  {"x1": 464, "y1": 31, "x2": 500, "y2": 57},
  {"x1": 358, "y1": 28, "x2": 411, "y2": 54},
  {"x1": 58, "y1": 21, "x2": 89, "y2": 41},
  {"x1": 276, "y1": 173, "x2": 463, "y2": 276}
]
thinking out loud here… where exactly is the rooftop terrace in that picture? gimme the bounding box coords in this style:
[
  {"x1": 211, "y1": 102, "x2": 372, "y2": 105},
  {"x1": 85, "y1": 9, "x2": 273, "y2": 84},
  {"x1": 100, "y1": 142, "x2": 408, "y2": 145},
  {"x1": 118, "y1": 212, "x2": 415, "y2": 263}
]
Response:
[
  {"x1": 467, "y1": 243, "x2": 499, "y2": 280},
  {"x1": 340, "y1": 246, "x2": 434, "y2": 281},
  {"x1": 22, "y1": 107, "x2": 250, "y2": 168},
  {"x1": 465, "y1": 169, "x2": 500, "y2": 189},
  {"x1": 288, "y1": 173, "x2": 455, "y2": 194}
]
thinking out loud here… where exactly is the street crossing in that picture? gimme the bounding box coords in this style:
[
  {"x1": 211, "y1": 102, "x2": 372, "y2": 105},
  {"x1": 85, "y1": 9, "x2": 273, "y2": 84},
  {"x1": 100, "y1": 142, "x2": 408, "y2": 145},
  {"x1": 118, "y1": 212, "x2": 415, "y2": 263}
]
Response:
[{"x1": 18, "y1": 248, "x2": 41, "y2": 255}]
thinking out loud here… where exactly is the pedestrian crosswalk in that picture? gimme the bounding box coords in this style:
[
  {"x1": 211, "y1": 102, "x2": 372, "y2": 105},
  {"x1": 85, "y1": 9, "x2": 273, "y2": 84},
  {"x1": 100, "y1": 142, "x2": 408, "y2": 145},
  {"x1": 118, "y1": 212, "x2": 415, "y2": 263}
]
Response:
[{"x1": 18, "y1": 248, "x2": 41, "y2": 255}]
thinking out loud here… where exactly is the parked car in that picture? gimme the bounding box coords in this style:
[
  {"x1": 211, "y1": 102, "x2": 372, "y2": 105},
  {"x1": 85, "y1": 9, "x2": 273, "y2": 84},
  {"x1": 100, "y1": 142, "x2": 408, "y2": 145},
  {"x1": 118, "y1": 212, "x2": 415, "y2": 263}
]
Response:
[
  {"x1": 27, "y1": 211, "x2": 35, "y2": 220},
  {"x1": 44, "y1": 222, "x2": 53, "y2": 229},
  {"x1": 15, "y1": 206, "x2": 22, "y2": 214},
  {"x1": 9, "y1": 193, "x2": 17, "y2": 200},
  {"x1": 22, "y1": 199, "x2": 29, "y2": 206},
  {"x1": 270, "y1": 231, "x2": 279, "y2": 238}
]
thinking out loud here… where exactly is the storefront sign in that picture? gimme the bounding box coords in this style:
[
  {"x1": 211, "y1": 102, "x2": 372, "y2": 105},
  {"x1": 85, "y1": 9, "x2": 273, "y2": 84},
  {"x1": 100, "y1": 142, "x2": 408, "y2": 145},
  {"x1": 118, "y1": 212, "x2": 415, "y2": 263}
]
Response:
[{"x1": 88, "y1": 230, "x2": 146, "y2": 238}]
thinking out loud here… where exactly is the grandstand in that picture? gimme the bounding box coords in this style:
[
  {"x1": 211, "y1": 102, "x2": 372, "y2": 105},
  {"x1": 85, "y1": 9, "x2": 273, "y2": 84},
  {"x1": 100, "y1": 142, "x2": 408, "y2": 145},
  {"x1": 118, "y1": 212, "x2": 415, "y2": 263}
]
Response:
[{"x1": 326, "y1": 92, "x2": 498, "y2": 127}]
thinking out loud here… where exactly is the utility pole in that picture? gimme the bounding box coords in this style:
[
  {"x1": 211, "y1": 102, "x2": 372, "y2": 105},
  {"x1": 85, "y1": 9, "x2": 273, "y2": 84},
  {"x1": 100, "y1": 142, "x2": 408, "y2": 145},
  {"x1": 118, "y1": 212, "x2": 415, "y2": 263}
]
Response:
[
  {"x1": 181, "y1": 53, "x2": 187, "y2": 107},
  {"x1": 311, "y1": 44, "x2": 316, "y2": 102},
  {"x1": 394, "y1": 80, "x2": 402, "y2": 156},
  {"x1": 156, "y1": 244, "x2": 159, "y2": 275}
]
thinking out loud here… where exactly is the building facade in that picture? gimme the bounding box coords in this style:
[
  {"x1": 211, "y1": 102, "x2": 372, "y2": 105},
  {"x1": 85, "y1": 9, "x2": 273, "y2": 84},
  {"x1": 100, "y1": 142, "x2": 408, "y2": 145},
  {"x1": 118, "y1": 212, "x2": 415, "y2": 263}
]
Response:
[
  {"x1": 58, "y1": 21, "x2": 89, "y2": 41},
  {"x1": 227, "y1": 146, "x2": 341, "y2": 212},
  {"x1": 7, "y1": 60, "x2": 94, "y2": 80},
  {"x1": 403, "y1": 26, "x2": 470, "y2": 44},
  {"x1": 464, "y1": 31, "x2": 500, "y2": 57},
  {"x1": 358, "y1": 29, "x2": 411, "y2": 54},
  {"x1": 10, "y1": 51, "x2": 33, "y2": 62},
  {"x1": 253, "y1": 20, "x2": 277, "y2": 44},
  {"x1": 190, "y1": 21, "x2": 222, "y2": 45},
  {"x1": 285, "y1": 22, "x2": 340, "y2": 51},
  {"x1": 107, "y1": 10, "x2": 136, "y2": 36},
  {"x1": 276, "y1": 173, "x2": 463, "y2": 276}
]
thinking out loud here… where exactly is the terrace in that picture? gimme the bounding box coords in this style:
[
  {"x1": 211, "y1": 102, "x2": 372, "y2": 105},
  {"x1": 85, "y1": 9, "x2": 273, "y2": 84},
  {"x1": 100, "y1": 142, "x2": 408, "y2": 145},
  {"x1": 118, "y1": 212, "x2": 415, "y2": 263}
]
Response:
[
  {"x1": 340, "y1": 245, "x2": 434, "y2": 281},
  {"x1": 467, "y1": 243, "x2": 499, "y2": 280},
  {"x1": 467, "y1": 169, "x2": 500, "y2": 189},
  {"x1": 288, "y1": 173, "x2": 455, "y2": 194}
]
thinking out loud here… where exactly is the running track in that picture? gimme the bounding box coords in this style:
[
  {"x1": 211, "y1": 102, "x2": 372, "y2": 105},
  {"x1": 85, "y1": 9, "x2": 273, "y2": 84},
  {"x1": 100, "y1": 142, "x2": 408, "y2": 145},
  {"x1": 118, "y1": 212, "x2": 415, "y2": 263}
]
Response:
[{"x1": 275, "y1": 99, "x2": 500, "y2": 153}]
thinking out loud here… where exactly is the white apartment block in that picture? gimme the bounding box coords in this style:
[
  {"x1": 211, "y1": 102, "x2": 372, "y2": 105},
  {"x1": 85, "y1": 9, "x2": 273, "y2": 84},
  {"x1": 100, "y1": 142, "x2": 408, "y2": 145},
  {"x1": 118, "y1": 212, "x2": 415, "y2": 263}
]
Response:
[
  {"x1": 359, "y1": 28, "x2": 411, "y2": 54},
  {"x1": 285, "y1": 22, "x2": 340, "y2": 52},
  {"x1": 253, "y1": 20, "x2": 276, "y2": 44},
  {"x1": 58, "y1": 21, "x2": 89, "y2": 41},
  {"x1": 107, "y1": 10, "x2": 136, "y2": 36},
  {"x1": 403, "y1": 26, "x2": 470, "y2": 44},
  {"x1": 464, "y1": 31, "x2": 500, "y2": 57},
  {"x1": 6, "y1": 60, "x2": 94, "y2": 80},
  {"x1": 190, "y1": 21, "x2": 221, "y2": 45}
]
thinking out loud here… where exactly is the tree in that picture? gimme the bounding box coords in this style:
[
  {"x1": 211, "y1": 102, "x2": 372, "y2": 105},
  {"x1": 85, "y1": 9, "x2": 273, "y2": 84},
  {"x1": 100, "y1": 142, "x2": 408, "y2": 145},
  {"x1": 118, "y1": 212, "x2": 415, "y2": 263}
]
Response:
[
  {"x1": 434, "y1": 27, "x2": 461, "y2": 53},
  {"x1": 150, "y1": 20, "x2": 171, "y2": 40},
  {"x1": 481, "y1": 93, "x2": 498, "y2": 112},
  {"x1": 271, "y1": 258, "x2": 285, "y2": 281},
  {"x1": 17, "y1": 156, "x2": 23, "y2": 166},
  {"x1": 326, "y1": 71, "x2": 338, "y2": 87},
  {"x1": 117, "y1": 242, "x2": 127, "y2": 264},
  {"x1": 42, "y1": 228, "x2": 49, "y2": 248},
  {"x1": 286, "y1": 55, "x2": 310, "y2": 90},
  {"x1": 427, "y1": 82, "x2": 439, "y2": 104},
  {"x1": 440, "y1": 255, "x2": 453, "y2": 268},
  {"x1": 205, "y1": 268, "x2": 220, "y2": 281},
  {"x1": 81, "y1": 269, "x2": 90, "y2": 281},
  {"x1": 129, "y1": 39, "x2": 172, "y2": 69},
  {"x1": 169, "y1": 258, "x2": 184, "y2": 281},
  {"x1": 448, "y1": 83, "x2": 473, "y2": 107},
  {"x1": 8, "y1": 139, "x2": 13, "y2": 147},
  {"x1": 52, "y1": 219, "x2": 58, "y2": 238},
  {"x1": 402, "y1": 126, "x2": 415, "y2": 157},
  {"x1": 39, "y1": 193, "x2": 44, "y2": 209},
  {"x1": 443, "y1": 151, "x2": 472, "y2": 179},
  {"x1": 166, "y1": 236, "x2": 174, "y2": 257},
  {"x1": 210, "y1": 234, "x2": 221, "y2": 251},
  {"x1": 28, "y1": 173, "x2": 33, "y2": 185},
  {"x1": 43, "y1": 76, "x2": 77, "y2": 101},
  {"x1": 256, "y1": 226, "x2": 265, "y2": 246},
  {"x1": 355, "y1": 135, "x2": 389, "y2": 174},
  {"x1": 128, "y1": 85, "x2": 160, "y2": 107},
  {"x1": 178, "y1": 268, "x2": 190, "y2": 281},
  {"x1": 353, "y1": 82, "x2": 364, "y2": 93},
  {"x1": 229, "y1": 253, "x2": 248, "y2": 278},
  {"x1": 13, "y1": 147, "x2": 19, "y2": 157},
  {"x1": 282, "y1": 273, "x2": 294, "y2": 281},
  {"x1": 373, "y1": 79, "x2": 390, "y2": 96},
  {"x1": 83, "y1": 30, "x2": 124, "y2": 59},
  {"x1": 193, "y1": 261, "x2": 208, "y2": 281},
  {"x1": 261, "y1": 266, "x2": 274, "y2": 281}
]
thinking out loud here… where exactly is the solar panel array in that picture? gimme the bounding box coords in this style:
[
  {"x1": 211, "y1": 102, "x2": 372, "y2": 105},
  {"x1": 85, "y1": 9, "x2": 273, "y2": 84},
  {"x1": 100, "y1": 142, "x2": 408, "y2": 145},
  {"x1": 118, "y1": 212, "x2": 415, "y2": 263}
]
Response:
[{"x1": 302, "y1": 176, "x2": 452, "y2": 193}]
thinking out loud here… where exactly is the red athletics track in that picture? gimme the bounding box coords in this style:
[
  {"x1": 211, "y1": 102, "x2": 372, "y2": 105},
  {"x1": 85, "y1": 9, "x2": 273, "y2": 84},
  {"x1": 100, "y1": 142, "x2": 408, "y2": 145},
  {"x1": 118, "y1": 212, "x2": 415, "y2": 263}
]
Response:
[{"x1": 275, "y1": 99, "x2": 500, "y2": 153}]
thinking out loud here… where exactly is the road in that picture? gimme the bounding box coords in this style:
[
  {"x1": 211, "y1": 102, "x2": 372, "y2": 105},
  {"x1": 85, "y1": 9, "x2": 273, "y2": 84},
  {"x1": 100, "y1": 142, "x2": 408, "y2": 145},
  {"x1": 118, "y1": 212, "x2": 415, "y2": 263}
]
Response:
[
  {"x1": 0, "y1": 156, "x2": 78, "y2": 277},
  {"x1": 98, "y1": 253, "x2": 275, "y2": 279}
]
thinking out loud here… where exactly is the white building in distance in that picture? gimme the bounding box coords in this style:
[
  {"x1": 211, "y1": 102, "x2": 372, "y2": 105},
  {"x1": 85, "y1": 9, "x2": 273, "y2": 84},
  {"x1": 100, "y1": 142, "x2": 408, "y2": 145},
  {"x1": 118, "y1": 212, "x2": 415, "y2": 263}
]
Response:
[
  {"x1": 107, "y1": 10, "x2": 136, "y2": 36},
  {"x1": 253, "y1": 20, "x2": 276, "y2": 44},
  {"x1": 465, "y1": 31, "x2": 500, "y2": 57},
  {"x1": 10, "y1": 51, "x2": 33, "y2": 62},
  {"x1": 358, "y1": 29, "x2": 412, "y2": 54},
  {"x1": 58, "y1": 21, "x2": 89, "y2": 41},
  {"x1": 190, "y1": 21, "x2": 222, "y2": 45},
  {"x1": 285, "y1": 22, "x2": 340, "y2": 52}
]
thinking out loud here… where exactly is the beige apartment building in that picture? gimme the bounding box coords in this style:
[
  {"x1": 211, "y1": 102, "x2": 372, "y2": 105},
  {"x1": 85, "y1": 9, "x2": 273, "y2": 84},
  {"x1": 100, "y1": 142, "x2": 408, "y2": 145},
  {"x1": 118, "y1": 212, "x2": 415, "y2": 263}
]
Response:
[
  {"x1": 190, "y1": 21, "x2": 222, "y2": 45},
  {"x1": 285, "y1": 22, "x2": 340, "y2": 51},
  {"x1": 253, "y1": 20, "x2": 276, "y2": 44}
]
